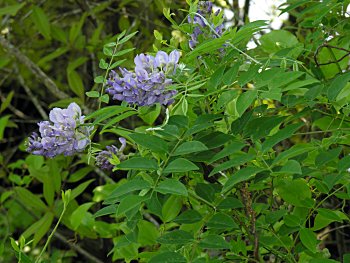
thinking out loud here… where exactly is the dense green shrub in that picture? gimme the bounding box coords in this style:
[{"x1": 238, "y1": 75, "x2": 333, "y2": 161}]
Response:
[{"x1": 1, "y1": 0, "x2": 350, "y2": 262}]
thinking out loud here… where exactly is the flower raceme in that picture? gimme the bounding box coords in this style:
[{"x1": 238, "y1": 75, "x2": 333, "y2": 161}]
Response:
[
  {"x1": 27, "y1": 103, "x2": 93, "y2": 158},
  {"x1": 106, "y1": 50, "x2": 180, "y2": 106},
  {"x1": 188, "y1": 1, "x2": 224, "y2": 49},
  {"x1": 95, "y1": 137, "x2": 127, "y2": 171}
]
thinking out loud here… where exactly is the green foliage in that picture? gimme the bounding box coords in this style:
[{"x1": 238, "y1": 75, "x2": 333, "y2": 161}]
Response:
[{"x1": 2, "y1": 0, "x2": 350, "y2": 262}]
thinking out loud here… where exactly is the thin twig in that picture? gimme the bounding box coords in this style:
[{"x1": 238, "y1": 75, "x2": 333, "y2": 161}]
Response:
[
  {"x1": 53, "y1": 232, "x2": 104, "y2": 263},
  {"x1": 318, "y1": 224, "x2": 350, "y2": 239},
  {"x1": 16, "y1": 69, "x2": 48, "y2": 120},
  {"x1": 0, "y1": 36, "x2": 69, "y2": 100},
  {"x1": 0, "y1": 91, "x2": 29, "y2": 119},
  {"x1": 314, "y1": 43, "x2": 350, "y2": 67}
]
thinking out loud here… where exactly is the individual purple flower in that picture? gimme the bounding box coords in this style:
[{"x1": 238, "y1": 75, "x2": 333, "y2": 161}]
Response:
[
  {"x1": 27, "y1": 103, "x2": 93, "y2": 158},
  {"x1": 96, "y1": 138, "x2": 127, "y2": 170},
  {"x1": 188, "y1": 1, "x2": 224, "y2": 49},
  {"x1": 106, "y1": 50, "x2": 180, "y2": 106}
]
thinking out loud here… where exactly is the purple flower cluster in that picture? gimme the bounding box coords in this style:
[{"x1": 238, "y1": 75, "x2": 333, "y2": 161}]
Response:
[
  {"x1": 96, "y1": 137, "x2": 127, "y2": 170},
  {"x1": 27, "y1": 103, "x2": 93, "y2": 158},
  {"x1": 106, "y1": 50, "x2": 180, "y2": 106},
  {"x1": 188, "y1": 1, "x2": 224, "y2": 49}
]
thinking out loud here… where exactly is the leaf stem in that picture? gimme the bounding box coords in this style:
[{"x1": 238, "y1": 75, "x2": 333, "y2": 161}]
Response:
[{"x1": 35, "y1": 204, "x2": 67, "y2": 263}]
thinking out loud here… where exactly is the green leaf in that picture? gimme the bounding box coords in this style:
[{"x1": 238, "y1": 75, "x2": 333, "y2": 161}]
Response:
[
  {"x1": 85, "y1": 105, "x2": 130, "y2": 122},
  {"x1": 344, "y1": 255, "x2": 350, "y2": 263},
  {"x1": 129, "y1": 133, "x2": 168, "y2": 153},
  {"x1": 207, "y1": 213, "x2": 239, "y2": 229},
  {"x1": 261, "y1": 123, "x2": 303, "y2": 153},
  {"x1": 275, "y1": 178, "x2": 312, "y2": 207},
  {"x1": 137, "y1": 220, "x2": 160, "y2": 245},
  {"x1": 207, "y1": 65, "x2": 225, "y2": 90},
  {"x1": 223, "y1": 64, "x2": 239, "y2": 85},
  {"x1": 244, "y1": 116, "x2": 286, "y2": 140},
  {"x1": 67, "y1": 70, "x2": 84, "y2": 99},
  {"x1": 85, "y1": 91, "x2": 100, "y2": 98},
  {"x1": 317, "y1": 208, "x2": 343, "y2": 222},
  {"x1": 265, "y1": 209, "x2": 287, "y2": 224},
  {"x1": 195, "y1": 183, "x2": 216, "y2": 203},
  {"x1": 0, "y1": 115, "x2": 10, "y2": 140},
  {"x1": 236, "y1": 90, "x2": 258, "y2": 117},
  {"x1": 0, "y1": 90, "x2": 14, "y2": 114},
  {"x1": 327, "y1": 69, "x2": 350, "y2": 101},
  {"x1": 94, "y1": 204, "x2": 117, "y2": 218},
  {"x1": 162, "y1": 195, "x2": 182, "y2": 222},
  {"x1": 67, "y1": 57, "x2": 88, "y2": 74},
  {"x1": 315, "y1": 147, "x2": 342, "y2": 167},
  {"x1": 284, "y1": 214, "x2": 302, "y2": 227},
  {"x1": 110, "y1": 59, "x2": 127, "y2": 70},
  {"x1": 173, "y1": 141, "x2": 208, "y2": 156},
  {"x1": 104, "y1": 178, "x2": 152, "y2": 204},
  {"x1": 31, "y1": 6, "x2": 51, "y2": 40},
  {"x1": 99, "y1": 58, "x2": 108, "y2": 69},
  {"x1": 157, "y1": 230, "x2": 193, "y2": 245},
  {"x1": 222, "y1": 166, "x2": 263, "y2": 193},
  {"x1": 71, "y1": 179, "x2": 95, "y2": 200},
  {"x1": 338, "y1": 155, "x2": 350, "y2": 171},
  {"x1": 238, "y1": 64, "x2": 260, "y2": 86},
  {"x1": 43, "y1": 176, "x2": 55, "y2": 206},
  {"x1": 149, "y1": 252, "x2": 186, "y2": 263},
  {"x1": 0, "y1": 3, "x2": 25, "y2": 16},
  {"x1": 272, "y1": 143, "x2": 314, "y2": 165},
  {"x1": 22, "y1": 211, "x2": 53, "y2": 244},
  {"x1": 103, "y1": 46, "x2": 114, "y2": 56},
  {"x1": 283, "y1": 78, "x2": 320, "y2": 92},
  {"x1": 163, "y1": 158, "x2": 199, "y2": 173},
  {"x1": 260, "y1": 30, "x2": 299, "y2": 54},
  {"x1": 156, "y1": 179, "x2": 188, "y2": 196},
  {"x1": 117, "y1": 157, "x2": 158, "y2": 171},
  {"x1": 154, "y1": 30, "x2": 163, "y2": 41},
  {"x1": 186, "y1": 30, "x2": 236, "y2": 60},
  {"x1": 118, "y1": 31, "x2": 138, "y2": 44},
  {"x1": 68, "y1": 167, "x2": 93, "y2": 183},
  {"x1": 310, "y1": 259, "x2": 339, "y2": 263},
  {"x1": 116, "y1": 195, "x2": 145, "y2": 216},
  {"x1": 174, "y1": 210, "x2": 202, "y2": 224},
  {"x1": 199, "y1": 235, "x2": 230, "y2": 249},
  {"x1": 198, "y1": 132, "x2": 233, "y2": 149},
  {"x1": 217, "y1": 197, "x2": 244, "y2": 209},
  {"x1": 33, "y1": 212, "x2": 54, "y2": 246},
  {"x1": 15, "y1": 187, "x2": 47, "y2": 212},
  {"x1": 209, "y1": 141, "x2": 246, "y2": 164},
  {"x1": 102, "y1": 111, "x2": 138, "y2": 131},
  {"x1": 99, "y1": 94, "x2": 109, "y2": 104},
  {"x1": 300, "y1": 228, "x2": 317, "y2": 253},
  {"x1": 209, "y1": 153, "x2": 255, "y2": 177},
  {"x1": 114, "y1": 48, "x2": 136, "y2": 57},
  {"x1": 278, "y1": 160, "x2": 302, "y2": 174},
  {"x1": 70, "y1": 202, "x2": 94, "y2": 230},
  {"x1": 94, "y1": 76, "x2": 104, "y2": 84},
  {"x1": 138, "y1": 104, "x2": 161, "y2": 125}
]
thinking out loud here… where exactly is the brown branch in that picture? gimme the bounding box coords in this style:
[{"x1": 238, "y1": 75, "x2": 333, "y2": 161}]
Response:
[
  {"x1": 241, "y1": 183, "x2": 260, "y2": 261},
  {"x1": 53, "y1": 231, "x2": 104, "y2": 263},
  {"x1": 16, "y1": 68, "x2": 49, "y2": 120},
  {"x1": 243, "y1": 0, "x2": 250, "y2": 23},
  {"x1": 0, "y1": 35, "x2": 69, "y2": 100},
  {"x1": 314, "y1": 43, "x2": 350, "y2": 67}
]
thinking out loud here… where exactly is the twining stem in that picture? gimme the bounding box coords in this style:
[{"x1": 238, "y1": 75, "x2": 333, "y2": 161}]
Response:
[{"x1": 35, "y1": 204, "x2": 67, "y2": 263}]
